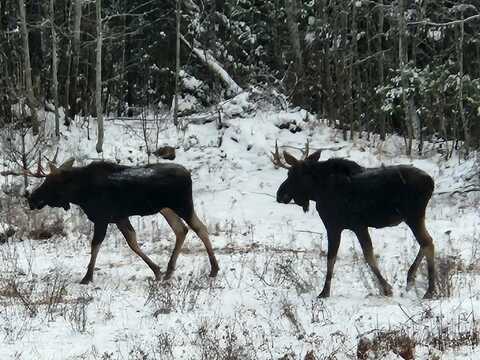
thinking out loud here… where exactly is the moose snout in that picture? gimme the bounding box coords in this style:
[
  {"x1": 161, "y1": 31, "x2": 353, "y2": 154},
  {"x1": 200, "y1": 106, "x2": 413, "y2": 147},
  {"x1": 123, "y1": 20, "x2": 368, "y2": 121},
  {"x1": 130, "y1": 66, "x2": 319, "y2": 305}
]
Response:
[
  {"x1": 276, "y1": 181, "x2": 293, "y2": 204},
  {"x1": 276, "y1": 189, "x2": 293, "y2": 204},
  {"x1": 27, "y1": 195, "x2": 44, "y2": 210}
]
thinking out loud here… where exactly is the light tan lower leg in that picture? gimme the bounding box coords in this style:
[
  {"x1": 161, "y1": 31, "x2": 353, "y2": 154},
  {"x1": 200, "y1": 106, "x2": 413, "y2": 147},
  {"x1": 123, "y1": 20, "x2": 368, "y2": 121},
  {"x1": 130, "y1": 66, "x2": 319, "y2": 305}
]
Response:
[
  {"x1": 160, "y1": 208, "x2": 188, "y2": 279},
  {"x1": 187, "y1": 212, "x2": 219, "y2": 277},
  {"x1": 355, "y1": 227, "x2": 392, "y2": 296},
  {"x1": 409, "y1": 217, "x2": 436, "y2": 299}
]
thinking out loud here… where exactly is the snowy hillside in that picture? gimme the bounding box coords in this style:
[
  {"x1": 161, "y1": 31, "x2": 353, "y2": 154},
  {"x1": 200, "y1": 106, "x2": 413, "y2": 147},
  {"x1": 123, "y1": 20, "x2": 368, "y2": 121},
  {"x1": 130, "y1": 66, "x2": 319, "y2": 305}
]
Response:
[{"x1": 0, "y1": 96, "x2": 479, "y2": 359}]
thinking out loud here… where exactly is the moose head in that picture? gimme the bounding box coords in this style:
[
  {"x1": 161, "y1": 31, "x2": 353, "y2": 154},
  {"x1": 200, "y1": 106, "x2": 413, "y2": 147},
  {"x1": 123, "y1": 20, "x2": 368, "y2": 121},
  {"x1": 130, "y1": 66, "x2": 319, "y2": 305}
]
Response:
[
  {"x1": 28, "y1": 158, "x2": 75, "y2": 211},
  {"x1": 272, "y1": 142, "x2": 321, "y2": 212}
]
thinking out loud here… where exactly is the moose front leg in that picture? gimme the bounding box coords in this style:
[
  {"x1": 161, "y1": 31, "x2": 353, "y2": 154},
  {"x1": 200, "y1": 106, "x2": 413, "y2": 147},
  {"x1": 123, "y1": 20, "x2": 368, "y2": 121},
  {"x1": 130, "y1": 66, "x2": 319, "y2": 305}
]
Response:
[
  {"x1": 318, "y1": 228, "x2": 342, "y2": 298},
  {"x1": 354, "y1": 227, "x2": 393, "y2": 296},
  {"x1": 117, "y1": 218, "x2": 161, "y2": 280},
  {"x1": 80, "y1": 222, "x2": 108, "y2": 284}
]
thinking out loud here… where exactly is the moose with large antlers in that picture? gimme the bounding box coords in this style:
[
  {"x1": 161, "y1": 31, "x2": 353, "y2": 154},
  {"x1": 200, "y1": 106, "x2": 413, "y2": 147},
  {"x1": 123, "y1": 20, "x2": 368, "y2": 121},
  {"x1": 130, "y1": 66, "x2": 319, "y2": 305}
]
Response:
[
  {"x1": 272, "y1": 143, "x2": 436, "y2": 299},
  {"x1": 27, "y1": 159, "x2": 219, "y2": 284}
]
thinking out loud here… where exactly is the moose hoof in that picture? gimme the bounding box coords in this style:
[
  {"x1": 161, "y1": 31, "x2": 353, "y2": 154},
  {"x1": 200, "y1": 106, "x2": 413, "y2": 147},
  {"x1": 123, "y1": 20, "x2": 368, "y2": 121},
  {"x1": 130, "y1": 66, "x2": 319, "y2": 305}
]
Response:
[
  {"x1": 406, "y1": 281, "x2": 414, "y2": 292},
  {"x1": 209, "y1": 267, "x2": 219, "y2": 278},
  {"x1": 80, "y1": 277, "x2": 92, "y2": 285},
  {"x1": 317, "y1": 290, "x2": 330, "y2": 299},
  {"x1": 423, "y1": 289, "x2": 437, "y2": 300},
  {"x1": 163, "y1": 270, "x2": 174, "y2": 281},
  {"x1": 382, "y1": 286, "x2": 393, "y2": 297}
]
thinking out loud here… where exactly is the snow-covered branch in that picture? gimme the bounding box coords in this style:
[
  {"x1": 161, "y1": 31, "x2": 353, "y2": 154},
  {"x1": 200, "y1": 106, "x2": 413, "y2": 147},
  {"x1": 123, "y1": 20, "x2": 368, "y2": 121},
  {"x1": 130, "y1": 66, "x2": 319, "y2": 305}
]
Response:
[{"x1": 180, "y1": 35, "x2": 243, "y2": 97}]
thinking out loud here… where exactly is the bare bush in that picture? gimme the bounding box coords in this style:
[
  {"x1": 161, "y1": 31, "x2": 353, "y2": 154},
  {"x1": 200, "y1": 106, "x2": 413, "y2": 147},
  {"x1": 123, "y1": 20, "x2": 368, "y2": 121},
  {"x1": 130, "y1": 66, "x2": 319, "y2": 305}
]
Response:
[
  {"x1": 436, "y1": 255, "x2": 464, "y2": 297},
  {"x1": 28, "y1": 217, "x2": 66, "y2": 240},
  {"x1": 357, "y1": 330, "x2": 415, "y2": 360},
  {"x1": 153, "y1": 332, "x2": 175, "y2": 360},
  {"x1": 280, "y1": 298, "x2": 305, "y2": 337},
  {"x1": 64, "y1": 293, "x2": 92, "y2": 333},
  {"x1": 195, "y1": 319, "x2": 257, "y2": 360},
  {"x1": 146, "y1": 279, "x2": 175, "y2": 315},
  {"x1": 426, "y1": 313, "x2": 480, "y2": 352}
]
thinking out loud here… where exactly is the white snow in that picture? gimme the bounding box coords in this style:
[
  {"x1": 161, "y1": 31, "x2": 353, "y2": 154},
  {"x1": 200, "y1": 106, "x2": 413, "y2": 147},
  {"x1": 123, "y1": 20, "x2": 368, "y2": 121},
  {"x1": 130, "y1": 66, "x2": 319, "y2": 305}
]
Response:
[{"x1": 0, "y1": 100, "x2": 479, "y2": 359}]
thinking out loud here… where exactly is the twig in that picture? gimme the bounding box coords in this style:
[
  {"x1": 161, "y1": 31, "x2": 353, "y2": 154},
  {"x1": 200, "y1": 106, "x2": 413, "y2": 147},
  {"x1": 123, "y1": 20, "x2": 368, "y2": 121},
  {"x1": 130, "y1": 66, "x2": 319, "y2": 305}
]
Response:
[
  {"x1": 296, "y1": 230, "x2": 324, "y2": 236},
  {"x1": 398, "y1": 303, "x2": 419, "y2": 325},
  {"x1": 249, "y1": 191, "x2": 276, "y2": 198},
  {"x1": 0, "y1": 170, "x2": 45, "y2": 178},
  {"x1": 435, "y1": 186, "x2": 480, "y2": 196}
]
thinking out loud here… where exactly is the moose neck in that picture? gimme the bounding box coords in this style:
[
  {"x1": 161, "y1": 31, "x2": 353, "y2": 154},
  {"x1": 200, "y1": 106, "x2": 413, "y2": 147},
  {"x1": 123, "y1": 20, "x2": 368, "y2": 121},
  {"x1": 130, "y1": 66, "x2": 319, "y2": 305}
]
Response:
[{"x1": 60, "y1": 168, "x2": 86, "y2": 206}]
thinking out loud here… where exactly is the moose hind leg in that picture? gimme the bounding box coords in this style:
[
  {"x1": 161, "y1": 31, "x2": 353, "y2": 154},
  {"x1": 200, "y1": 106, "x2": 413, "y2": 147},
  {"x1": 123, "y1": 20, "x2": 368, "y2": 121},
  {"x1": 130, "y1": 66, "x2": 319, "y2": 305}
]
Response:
[
  {"x1": 80, "y1": 222, "x2": 107, "y2": 284},
  {"x1": 355, "y1": 227, "x2": 392, "y2": 296},
  {"x1": 186, "y1": 212, "x2": 219, "y2": 277},
  {"x1": 406, "y1": 249, "x2": 424, "y2": 291},
  {"x1": 116, "y1": 218, "x2": 161, "y2": 280},
  {"x1": 160, "y1": 208, "x2": 188, "y2": 280},
  {"x1": 407, "y1": 217, "x2": 436, "y2": 299}
]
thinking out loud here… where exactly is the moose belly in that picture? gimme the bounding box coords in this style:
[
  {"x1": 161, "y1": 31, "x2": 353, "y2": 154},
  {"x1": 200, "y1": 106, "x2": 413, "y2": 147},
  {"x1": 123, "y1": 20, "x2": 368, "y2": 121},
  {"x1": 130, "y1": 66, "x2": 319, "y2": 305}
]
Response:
[
  {"x1": 347, "y1": 201, "x2": 404, "y2": 229},
  {"x1": 83, "y1": 187, "x2": 180, "y2": 222}
]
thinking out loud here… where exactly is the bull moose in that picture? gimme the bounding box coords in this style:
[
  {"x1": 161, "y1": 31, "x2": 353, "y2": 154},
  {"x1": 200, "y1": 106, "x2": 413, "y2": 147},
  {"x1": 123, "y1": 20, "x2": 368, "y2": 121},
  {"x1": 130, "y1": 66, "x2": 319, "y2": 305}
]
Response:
[
  {"x1": 272, "y1": 144, "x2": 436, "y2": 299},
  {"x1": 27, "y1": 159, "x2": 219, "y2": 284}
]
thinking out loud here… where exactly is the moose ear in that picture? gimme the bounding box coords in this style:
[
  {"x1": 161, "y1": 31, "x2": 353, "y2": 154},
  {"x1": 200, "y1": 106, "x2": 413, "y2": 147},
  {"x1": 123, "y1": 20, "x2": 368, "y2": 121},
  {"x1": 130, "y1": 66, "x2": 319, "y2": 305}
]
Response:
[
  {"x1": 59, "y1": 157, "x2": 75, "y2": 170},
  {"x1": 306, "y1": 150, "x2": 321, "y2": 162},
  {"x1": 283, "y1": 151, "x2": 299, "y2": 166}
]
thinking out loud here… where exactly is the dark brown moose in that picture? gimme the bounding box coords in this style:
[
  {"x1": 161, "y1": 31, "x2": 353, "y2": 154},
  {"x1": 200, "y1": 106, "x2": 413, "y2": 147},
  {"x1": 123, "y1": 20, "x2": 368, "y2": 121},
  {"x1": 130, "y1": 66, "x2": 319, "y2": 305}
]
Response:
[
  {"x1": 28, "y1": 159, "x2": 219, "y2": 284},
  {"x1": 273, "y1": 144, "x2": 436, "y2": 299}
]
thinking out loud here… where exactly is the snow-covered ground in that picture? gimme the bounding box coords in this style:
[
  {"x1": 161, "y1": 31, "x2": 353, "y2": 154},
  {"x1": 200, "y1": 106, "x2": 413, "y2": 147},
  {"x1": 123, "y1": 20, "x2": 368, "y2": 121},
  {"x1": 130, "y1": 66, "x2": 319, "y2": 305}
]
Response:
[{"x1": 0, "y1": 96, "x2": 479, "y2": 359}]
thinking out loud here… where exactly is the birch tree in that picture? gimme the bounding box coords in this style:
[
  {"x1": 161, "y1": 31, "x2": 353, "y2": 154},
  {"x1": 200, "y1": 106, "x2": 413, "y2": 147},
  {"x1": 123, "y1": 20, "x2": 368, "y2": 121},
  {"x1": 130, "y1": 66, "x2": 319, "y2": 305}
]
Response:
[
  {"x1": 95, "y1": 0, "x2": 103, "y2": 153},
  {"x1": 50, "y1": 0, "x2": 60, "y2": 137},
  {"x1": 173, "y1": 0, "x2": 180, "y2": 127},
  {"x1": 70, "y1": 0, "x2": 83, "y2": 117},
  {"x1": 18, "y1": 0, "x2": 39, "y2": 135}
]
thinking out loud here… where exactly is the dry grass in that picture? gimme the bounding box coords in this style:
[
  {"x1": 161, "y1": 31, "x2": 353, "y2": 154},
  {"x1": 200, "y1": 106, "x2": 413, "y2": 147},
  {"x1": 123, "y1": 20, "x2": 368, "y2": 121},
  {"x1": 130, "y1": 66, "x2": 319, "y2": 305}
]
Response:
[{"x1": 357, "y1": 330, "x2": 415, "y2": 360}]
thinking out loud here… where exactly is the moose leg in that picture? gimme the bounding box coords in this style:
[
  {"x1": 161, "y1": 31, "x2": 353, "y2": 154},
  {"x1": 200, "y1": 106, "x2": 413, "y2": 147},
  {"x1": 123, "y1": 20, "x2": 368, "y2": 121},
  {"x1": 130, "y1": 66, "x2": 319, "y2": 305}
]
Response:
[
  {"x1": 80, "y1": 222, "x2": 108, "y2": 284},
  {"x1": 160, "y1": 208, "x2": 189, "y2": 280},
  {"x1": 407, "y1": 217, "x2": 436, "y2": 299},
  {"x1": 406, "y1": 250, "x2": 424, "y2": 291},
  {"x1": 116, "y1": 218, "x2": 161, "y2": 280},
  {"x1": 186, "y1": 212, "x2": 219, "y2": 277},
  {"x1": 318, "y1": 228, "x2": 342, "y2": 298},
  {"x1": 354, "y1": 227, "x2": 393, "y2": 296}
]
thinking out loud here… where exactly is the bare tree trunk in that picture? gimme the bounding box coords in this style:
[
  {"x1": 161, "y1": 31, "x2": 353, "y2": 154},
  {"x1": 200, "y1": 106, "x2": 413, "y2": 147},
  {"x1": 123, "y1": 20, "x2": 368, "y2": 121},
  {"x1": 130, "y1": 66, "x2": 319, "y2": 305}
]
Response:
[
  {"x1": 398, "y1": 0, "x2": 413, "y2": 155},
  {"x1": 349, "y1": 1, "x2": 357, "y2": 140},
  {"x1": 457, "y1": 17, "x2": 469, "y2": 155},
  {"x1": 29, "y1": 0, "x2": 42, "y2": 98},
  {"x1": 117, "y1": 0, "x2": 126, "y2": 116},
  {"x1": 285, "y1": 0, "x2": 303, "y2": 103},
  {"x1": 173, "y1": 0, "x2": 181, "y2": 127},
  {"x1": 63, "y1": 0, "x2": 72, "y2": 115},
  {"x1": 378, "y1": 0, "x2": 386, "y2": 140},
  {"x1": 70, "y1": 0, "x2": 83, "y2": 117},
  {"x1": 50, "y1": 0, "x2": 59, "y2": 137},
  {"x1": 95, "y1": 0, "x2": 103, "y2": 153},
  {"x1": 18, "y1": 0, "x2": 39, "y2": 135},
  {"x1": 410, "y1": 2, "x2": 422, "y2": 154}
]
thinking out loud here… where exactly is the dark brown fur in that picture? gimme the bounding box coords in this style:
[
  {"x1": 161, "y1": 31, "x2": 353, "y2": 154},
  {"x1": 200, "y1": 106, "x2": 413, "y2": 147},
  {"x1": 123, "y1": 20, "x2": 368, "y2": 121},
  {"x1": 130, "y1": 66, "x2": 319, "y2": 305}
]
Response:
[
  {"x1": 28, "y1": 161, "x2": 219, "y2": 283},
  {"x1": 276, "y1": 153, "x2": 436, "y2": 298}
]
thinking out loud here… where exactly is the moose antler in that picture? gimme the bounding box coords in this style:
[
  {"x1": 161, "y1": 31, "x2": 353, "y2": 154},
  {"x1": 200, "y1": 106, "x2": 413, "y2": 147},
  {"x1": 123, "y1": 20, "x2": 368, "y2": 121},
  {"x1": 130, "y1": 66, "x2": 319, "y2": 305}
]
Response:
[
  {"x1": 0, "y1": 153, "x2": 47, "y2": 178},
  {"x1": 271, "y1": 140, "x2": 314, "y2": 169},
  {"x1": 270, "y1": 141, "x2": 291, "y2": 169},
  {"x1": 301, "y1": 140, "x2": 310, "y2": 160},
  {"x1": 0, "y1": 149, "x2": 72, "y2": 178}
]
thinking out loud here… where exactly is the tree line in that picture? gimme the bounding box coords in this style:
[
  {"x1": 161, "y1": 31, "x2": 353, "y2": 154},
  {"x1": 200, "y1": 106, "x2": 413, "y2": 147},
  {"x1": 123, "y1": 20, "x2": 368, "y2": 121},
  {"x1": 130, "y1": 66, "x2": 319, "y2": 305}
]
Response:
[{"x1": 0, "y1": 0, "x2": 479, "y2": 156}]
